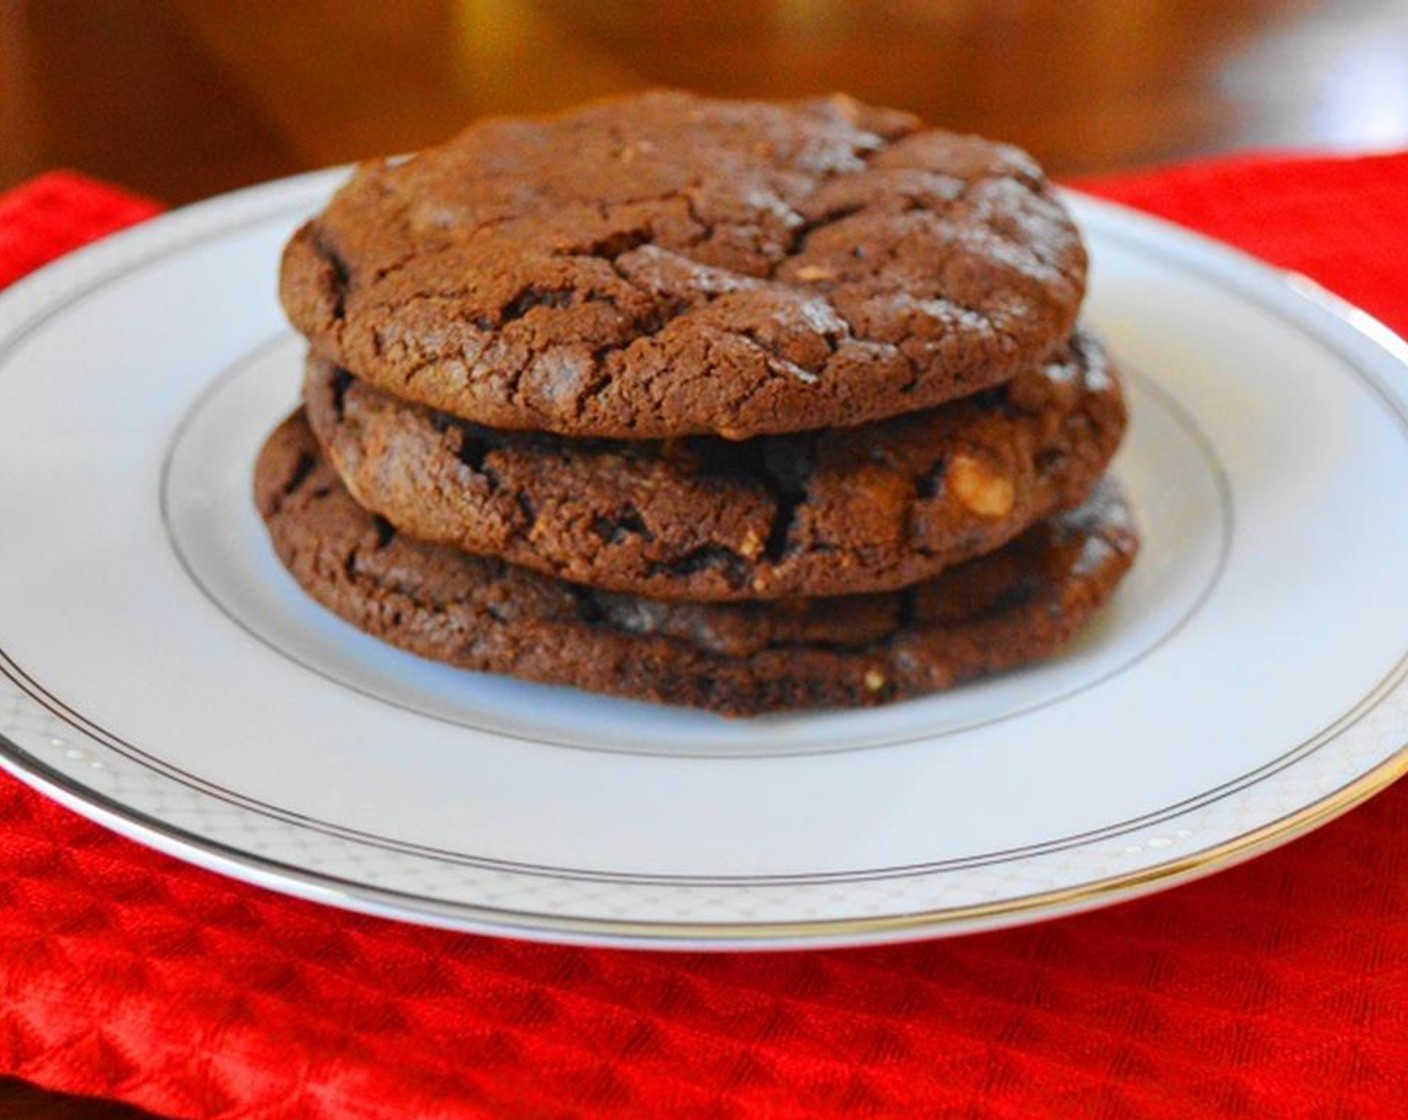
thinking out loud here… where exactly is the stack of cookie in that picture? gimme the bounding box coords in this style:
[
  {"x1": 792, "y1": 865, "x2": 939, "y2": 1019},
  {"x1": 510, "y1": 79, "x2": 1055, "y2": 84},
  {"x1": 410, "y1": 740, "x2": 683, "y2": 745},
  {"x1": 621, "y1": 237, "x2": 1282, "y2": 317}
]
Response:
[{"x1": 257, "y1": 91, "x2": 1137, "y2": 715}]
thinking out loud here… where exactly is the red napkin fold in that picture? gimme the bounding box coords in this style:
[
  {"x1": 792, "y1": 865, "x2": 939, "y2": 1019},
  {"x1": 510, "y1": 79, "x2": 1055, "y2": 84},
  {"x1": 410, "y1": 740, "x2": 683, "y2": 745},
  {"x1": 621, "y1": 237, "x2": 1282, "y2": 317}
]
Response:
[{"x1": 4, "y1": 154, "x2": 1408, "y2": 1119}]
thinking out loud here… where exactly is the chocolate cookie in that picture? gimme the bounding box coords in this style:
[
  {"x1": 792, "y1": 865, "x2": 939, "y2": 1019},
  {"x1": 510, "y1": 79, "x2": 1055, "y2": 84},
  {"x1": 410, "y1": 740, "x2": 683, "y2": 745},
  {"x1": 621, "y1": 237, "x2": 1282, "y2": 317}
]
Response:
[
  {"x1": 256, "y1": 414, "x2": 1137, "y2": 715},
  {"x1": 304, "y1": 327, "x2": 1125, "y2": 601},
  {"x1": 281, "y1": 90, "x2": 1086, "y2": 440}
]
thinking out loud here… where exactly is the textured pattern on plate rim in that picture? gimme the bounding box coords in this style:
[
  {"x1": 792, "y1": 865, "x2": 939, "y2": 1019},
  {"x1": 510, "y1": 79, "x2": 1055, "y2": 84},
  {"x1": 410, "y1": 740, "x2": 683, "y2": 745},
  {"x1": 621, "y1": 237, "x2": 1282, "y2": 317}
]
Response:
[{"x1": 2, "y1": 646, "x2": 1407, "y2": 942}]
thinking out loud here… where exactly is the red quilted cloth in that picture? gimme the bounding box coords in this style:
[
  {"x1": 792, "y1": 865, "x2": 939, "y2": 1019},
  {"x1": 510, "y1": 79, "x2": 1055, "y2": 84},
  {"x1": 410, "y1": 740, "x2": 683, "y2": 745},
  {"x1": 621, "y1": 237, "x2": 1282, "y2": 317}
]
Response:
[{"x1": 4, "y1": 155, "x2": 1408, "y2": 1118}]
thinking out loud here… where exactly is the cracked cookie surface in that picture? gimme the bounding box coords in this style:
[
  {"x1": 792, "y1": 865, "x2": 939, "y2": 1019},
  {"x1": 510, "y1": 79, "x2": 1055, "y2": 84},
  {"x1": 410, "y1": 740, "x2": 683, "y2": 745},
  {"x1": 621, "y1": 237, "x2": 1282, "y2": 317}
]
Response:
[
  {"x1": 280, "y1": 90, "x2": 1087, "y2": 439},
  {"x1": 304, "y1": 327, "x2": 1126, "y2": 601},
  {"x1": 256, "y1": 413, "x2": 1138, "y2": 715}
]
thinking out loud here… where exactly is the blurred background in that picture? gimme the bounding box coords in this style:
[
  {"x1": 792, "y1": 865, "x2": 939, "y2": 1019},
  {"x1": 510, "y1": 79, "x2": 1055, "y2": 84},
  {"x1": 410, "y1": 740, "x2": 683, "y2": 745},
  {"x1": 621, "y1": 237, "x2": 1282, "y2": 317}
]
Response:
[{"x1": 4, "y1": 0, "x2": 1408, "y2": 204}]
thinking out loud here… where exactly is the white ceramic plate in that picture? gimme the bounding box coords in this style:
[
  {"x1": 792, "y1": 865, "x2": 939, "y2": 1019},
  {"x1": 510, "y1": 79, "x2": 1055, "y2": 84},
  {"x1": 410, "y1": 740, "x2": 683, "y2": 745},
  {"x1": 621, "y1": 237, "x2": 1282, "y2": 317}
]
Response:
[{"x1": 2, "y1": 172, "x2": 1407, "y2": 950}]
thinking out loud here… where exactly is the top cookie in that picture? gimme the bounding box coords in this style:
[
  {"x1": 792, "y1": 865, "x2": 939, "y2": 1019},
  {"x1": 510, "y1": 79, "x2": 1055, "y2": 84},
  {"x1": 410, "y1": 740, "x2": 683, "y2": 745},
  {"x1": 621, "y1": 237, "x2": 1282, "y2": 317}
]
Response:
[{"x1": 280, "y1": 90, "x2": 1087, "y2": 439}]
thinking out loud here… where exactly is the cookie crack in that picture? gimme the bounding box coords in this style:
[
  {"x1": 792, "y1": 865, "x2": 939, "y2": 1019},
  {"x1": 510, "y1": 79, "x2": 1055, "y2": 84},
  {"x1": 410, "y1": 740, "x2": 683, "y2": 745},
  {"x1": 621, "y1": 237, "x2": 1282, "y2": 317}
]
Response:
[
  {"x1": 330, "y1": 367, "x2": 353, "y2": 418},
  {"x1": 649, "y1": 543, "x2": 751, "y2": 588},
  {"x1": 310, "y1": 228, "x2": 351, "y2": 321},
  {"x1": 500, "y1": 285, "x2": 574, "y2": 324},
  {"x1": 590, "y1": 509, "x2": 655, "y2": 545},
  {"x1": 285, "y1": 450, "x2": 318, "y2": 494},
  {"x1": 371, "y1": 515, "x2": 397, "y2": 549},
  {"x1": 575, "y1": 224, "x2": 657, "y2": 260},
  {"x1": 777, "y1": 203, "x2": 863, "y2": 271}
]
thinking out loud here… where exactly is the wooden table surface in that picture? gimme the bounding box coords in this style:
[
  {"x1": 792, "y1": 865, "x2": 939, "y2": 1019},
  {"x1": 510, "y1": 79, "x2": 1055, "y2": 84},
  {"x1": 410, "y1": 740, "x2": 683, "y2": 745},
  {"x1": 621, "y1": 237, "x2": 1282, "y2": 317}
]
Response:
[{"x1": 2, "y1": 1, "x2": 1407, "y2": 1116}]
